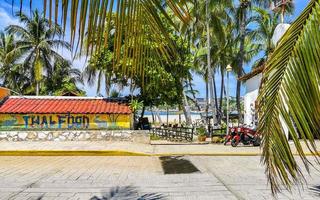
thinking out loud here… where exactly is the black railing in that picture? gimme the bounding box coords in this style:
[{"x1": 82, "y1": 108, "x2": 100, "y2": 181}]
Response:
[{"x1": 150, "y1": 127, "x2": 194, "y2": 142}]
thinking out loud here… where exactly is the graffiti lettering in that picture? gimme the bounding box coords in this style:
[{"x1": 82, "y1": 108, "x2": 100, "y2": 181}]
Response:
[
  {"x1": 22, "y1": 115, "x2": 90, "y2": 129},
  {"x1": 0, "y1": 114, "x2": 130, "y2": 129}
]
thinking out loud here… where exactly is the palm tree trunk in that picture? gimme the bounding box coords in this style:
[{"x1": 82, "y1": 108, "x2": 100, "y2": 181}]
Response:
[
  {"x1": 179, "y1": 107, "x2": 182, "y2": 124},
  {"x1": 155, "y1": 108, "x2": 162, "y2": 124},
  {"x1": 213, "y1": 74, "x2": 219, "y2": 121},
  {"x1": 188, "y1": 78, "x2": 201, "y2": 112},
  {"x1": 105, "y1": 74, "x2": 110, "y2": 97},
  {"x1": 205, "y1": 78, "x2": 209, "y2": 122},
  {"x1": 140, "y1": 106, "x2": 145, "y2": 119},
  {"x1": 166, "y1": 106, "x2": 169, "y2": 125},
  {"x1": 181, "y1": 81, "x2": 192, "y2": 125},
  {"x1": 151, "y1": 107, "x2": 155, "y2": 123},
  {"x1": 36, "y1": 82, "x2": 39, "y2": 96},
  {"x1": 236, "y1": 2, "x2": 247, "y2": 124},
  {"x1": 209, "y1": 71, "x2": 217, "y2": 124},
  {"x1": 219, "y1": 68, "x2": 225, "y2": 124},
  {"x1": 206, "y1": 0, "x2": 217, "y2": 125}
]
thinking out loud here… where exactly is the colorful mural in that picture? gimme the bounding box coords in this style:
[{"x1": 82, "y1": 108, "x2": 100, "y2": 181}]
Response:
[{"x1": 0, "y1": 114, "x2": 131, "y2": 129}]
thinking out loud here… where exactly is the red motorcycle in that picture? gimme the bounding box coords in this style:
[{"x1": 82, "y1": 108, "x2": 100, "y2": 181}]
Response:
[
  {"x1": 224, "y1": 127, "x2": 237, "y2": 145},
  {"x1": 231, "y1": 127, "x2": 261, "y2": 147}
]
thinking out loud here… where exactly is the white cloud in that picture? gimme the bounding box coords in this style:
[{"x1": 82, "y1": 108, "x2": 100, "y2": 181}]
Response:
[{"x1": 0, "y1": 8, "x2": 20, "y2": 30}]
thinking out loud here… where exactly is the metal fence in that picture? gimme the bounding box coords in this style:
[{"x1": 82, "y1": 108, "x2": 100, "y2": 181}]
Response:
[{"x1": 150, "y1": 127, "x2": 194, "y2": 142}]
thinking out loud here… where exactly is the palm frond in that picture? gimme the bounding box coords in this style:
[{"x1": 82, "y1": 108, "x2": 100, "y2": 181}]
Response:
[
  {"x1": 258, "y1": 0, "x2": 320, "y2": 194},
  {"x1": 15, "y1": 0, "x2": 190, "y2": 76}
]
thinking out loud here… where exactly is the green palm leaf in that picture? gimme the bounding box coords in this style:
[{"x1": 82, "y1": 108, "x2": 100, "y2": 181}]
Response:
[
  {"x1": 16, "y1": 0, "x2": 191, "y2": 77},
  {"x1": 258, "y1": 0, "x2": 320, "y2": 194}
]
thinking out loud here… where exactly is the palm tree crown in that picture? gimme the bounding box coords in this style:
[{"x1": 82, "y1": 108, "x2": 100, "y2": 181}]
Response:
[
  {"x1": 6, "y1": 10, "x2": 70, "y2": 95},
  {"x1": 0, "y1": 32, "x2": 29, "y2": 93}
]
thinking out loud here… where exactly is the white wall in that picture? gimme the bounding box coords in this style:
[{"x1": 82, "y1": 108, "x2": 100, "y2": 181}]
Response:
[{"x1": 243, "y1": 74, "x2": 262, "y2": 126}]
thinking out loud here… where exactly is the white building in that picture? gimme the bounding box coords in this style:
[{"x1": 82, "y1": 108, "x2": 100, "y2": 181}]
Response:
[
  {"x1": 239, "y1": 65, "x2": 265, "y2": 127},
  {"x1": 240, "y1": 22, "x2": 291, "y2": 135}
]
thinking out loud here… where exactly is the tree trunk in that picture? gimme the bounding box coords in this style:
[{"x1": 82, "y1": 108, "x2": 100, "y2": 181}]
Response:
[
  {"x1": 156, "y1": 109, "x2": 162, "y2": 124},
  {"x1": 236, "y1": 79, "x2": 242, "y2": 123},
  {"x1": 36, "y1": 82, "x2": 39, "y2": 96},
  {"x1": 209, "y1": 72, "x2": 215, "y2": 115},
  {"x1": 206, "y1": 0, "x2": 217, "y2": 125},
  {"x1": 151, "y1": 107, "x2": 155, "y2": 123},
  {"x1": 105, "y1": 74, "x2": 110, "y2": 97},
  {"x1": 212, "y1": 74, "x2": 219, "y2": 121},
  {"x1": 140, "y1": 106, "x2": 145, "y2": 119},
  {"x1": 205, "y1": 78, "x2": 209, "y2": 123},
  {"x1": 166, "y1": 107, "x2": 169, "y2": 125},
  {"x1": 188, "y1": 78, "x2": 202, "y2": 112},
  {"x1": 236, "y1": 3, "x2": 247, "y2": 124},
  {"x1": 219, "y1": 68, "x2": 225, "y2": 124},
  {"x1": 181, "y1": 82, "x2": 192, "y2": 125}
]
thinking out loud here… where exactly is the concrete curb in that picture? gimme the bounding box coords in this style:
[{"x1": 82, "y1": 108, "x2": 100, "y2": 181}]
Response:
[
  {"x1": 0, "y1": 150, "x2": 317, "y2": 156},
  {"x1": 0, "y1": 150, "x2": 149, "y2": 156},
  {"x1": 154, "y1": 153, "x2": 261, "y2": 156}
]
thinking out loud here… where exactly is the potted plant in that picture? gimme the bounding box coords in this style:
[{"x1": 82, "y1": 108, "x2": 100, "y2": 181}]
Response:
[
  {"x1": 197, "y1": 126, "x2": 207, "y2": 142},
  {"x1": 129, "y1": 99, "x2": 144, "y2": 129}
]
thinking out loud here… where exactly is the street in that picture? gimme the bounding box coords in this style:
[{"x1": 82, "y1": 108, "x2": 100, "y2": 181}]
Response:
[{"x1": 0, "y1": 156, "x2": 319, "y2": 200}]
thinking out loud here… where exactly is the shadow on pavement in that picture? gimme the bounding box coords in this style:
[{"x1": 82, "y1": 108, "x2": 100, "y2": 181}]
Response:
[
  {"x1": 90, "y1": 186, "x2": 166, "y2": 200},
  {"x1": 159, "y1": 156, "x2": 200, "y2": 174},
  {"x1": 309, "y1": 185, "x2": 320, "y2": 196}
]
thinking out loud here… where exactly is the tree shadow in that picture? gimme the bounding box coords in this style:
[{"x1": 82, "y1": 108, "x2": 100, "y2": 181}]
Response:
[
  {"x1": 159, "y1": 156, "x2": 200, "y2": 174},
  {"x1": 90, "y1": 186, "x2": 167, "y2": 200},
  {"x1": 309, "y1": 185, "x2": 320, "y2": 196}
]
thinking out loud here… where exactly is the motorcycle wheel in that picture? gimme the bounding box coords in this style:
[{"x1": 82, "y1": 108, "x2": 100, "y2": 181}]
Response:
[
  {"x1": 253, "y1": 137, "x2": 261, "y2": 146},
  {"x1": 224, "y1": 138, "x2": 229, "y2": 145},
  {"x1": 231, "y1": 139, "x2": 239, "y2": 147}
]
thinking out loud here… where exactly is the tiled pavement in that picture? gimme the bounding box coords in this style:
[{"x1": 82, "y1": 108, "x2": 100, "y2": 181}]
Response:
[{"x1": 0, "y1": 156, "x2": 319, "y2": 200}]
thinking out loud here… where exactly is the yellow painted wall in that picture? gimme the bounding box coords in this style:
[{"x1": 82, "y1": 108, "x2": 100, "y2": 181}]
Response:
[{"x1": 0, "y1": 114, "x2": 131, "y2": 129}]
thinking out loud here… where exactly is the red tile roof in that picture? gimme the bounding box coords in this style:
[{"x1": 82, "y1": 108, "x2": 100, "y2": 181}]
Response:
[{"x1": 0, "y1": 96, "x2": 132, "y2": 114}]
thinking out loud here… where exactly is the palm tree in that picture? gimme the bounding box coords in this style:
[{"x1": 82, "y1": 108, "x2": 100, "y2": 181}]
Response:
[
  {"x1": 15, "y1": 1, "x2": 320, "y2": 195},
  {"x1": 6, "y1": 10, "x2": 70, "y2": 95},
  {"x1": 252, "y1": 7, "x2": 279, "y2": 66},
  {"x1": 84, "y1": 49, "x2": 114, "y2": 96},
  {"x1": 205, "y1": 0, "x2": 217, "y2": 124},
  {"x1": 192, "y1": 0, "x2": 232, "y2": 123},
  {"x1": 0, "y1": 32, "x2": 29, "y2": 93},
  {"x1": 15, "y1": 0, "x2": 191, "y2": 78},
  {"x1": 234, "y1": 0, "x2": 253, "y2": 123},
  {"x1": 232, "y1": 0, "x2": 274, "y2": 123},
  {"x1": 45, "y1": 59, "x2": 84, "y2": 96},
  {"x1": 258, "y1": 0, "x2": 320, "y2": 194}
]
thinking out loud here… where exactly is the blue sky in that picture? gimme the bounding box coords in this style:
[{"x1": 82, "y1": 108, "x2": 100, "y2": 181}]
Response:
[{"x1": 0, "y1": 0, "x2": 310, "y2": 97}]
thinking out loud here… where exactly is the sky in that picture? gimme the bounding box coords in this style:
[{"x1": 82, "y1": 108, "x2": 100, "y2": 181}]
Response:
[{"x1": 0, "y1": 0, "x2": 310, "y2": 97}]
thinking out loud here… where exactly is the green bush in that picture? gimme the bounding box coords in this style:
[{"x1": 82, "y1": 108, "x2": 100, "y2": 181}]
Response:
[
  {"x1": 211, "y1": 136, "x2": 225, "y2": 143},
  {"x1": 150, "y1": 134, "x2": 161, "y2": 140},
  {"x1": 197, "y1": 126, "x2": 207, "y2": 136}
]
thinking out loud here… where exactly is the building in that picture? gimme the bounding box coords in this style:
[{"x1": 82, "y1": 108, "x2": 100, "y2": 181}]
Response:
[
  {"x1": 238, "y1": 65, "x2": 265, "y2": 126},
  {"x1": 239, "y1": 20, "x2": 290, "y2": 135},
  {"x1": 0, "y1": 95, "x2": 132, "y2": 130}
]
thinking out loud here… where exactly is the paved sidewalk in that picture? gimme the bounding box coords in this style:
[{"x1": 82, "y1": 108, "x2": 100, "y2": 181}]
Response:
[
  {"x1": 0, "y1": 140, "x2": 319, "y2": 156},
  {"x1": 0, "y1": 156, "x2": 319, "y2": 200}
]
